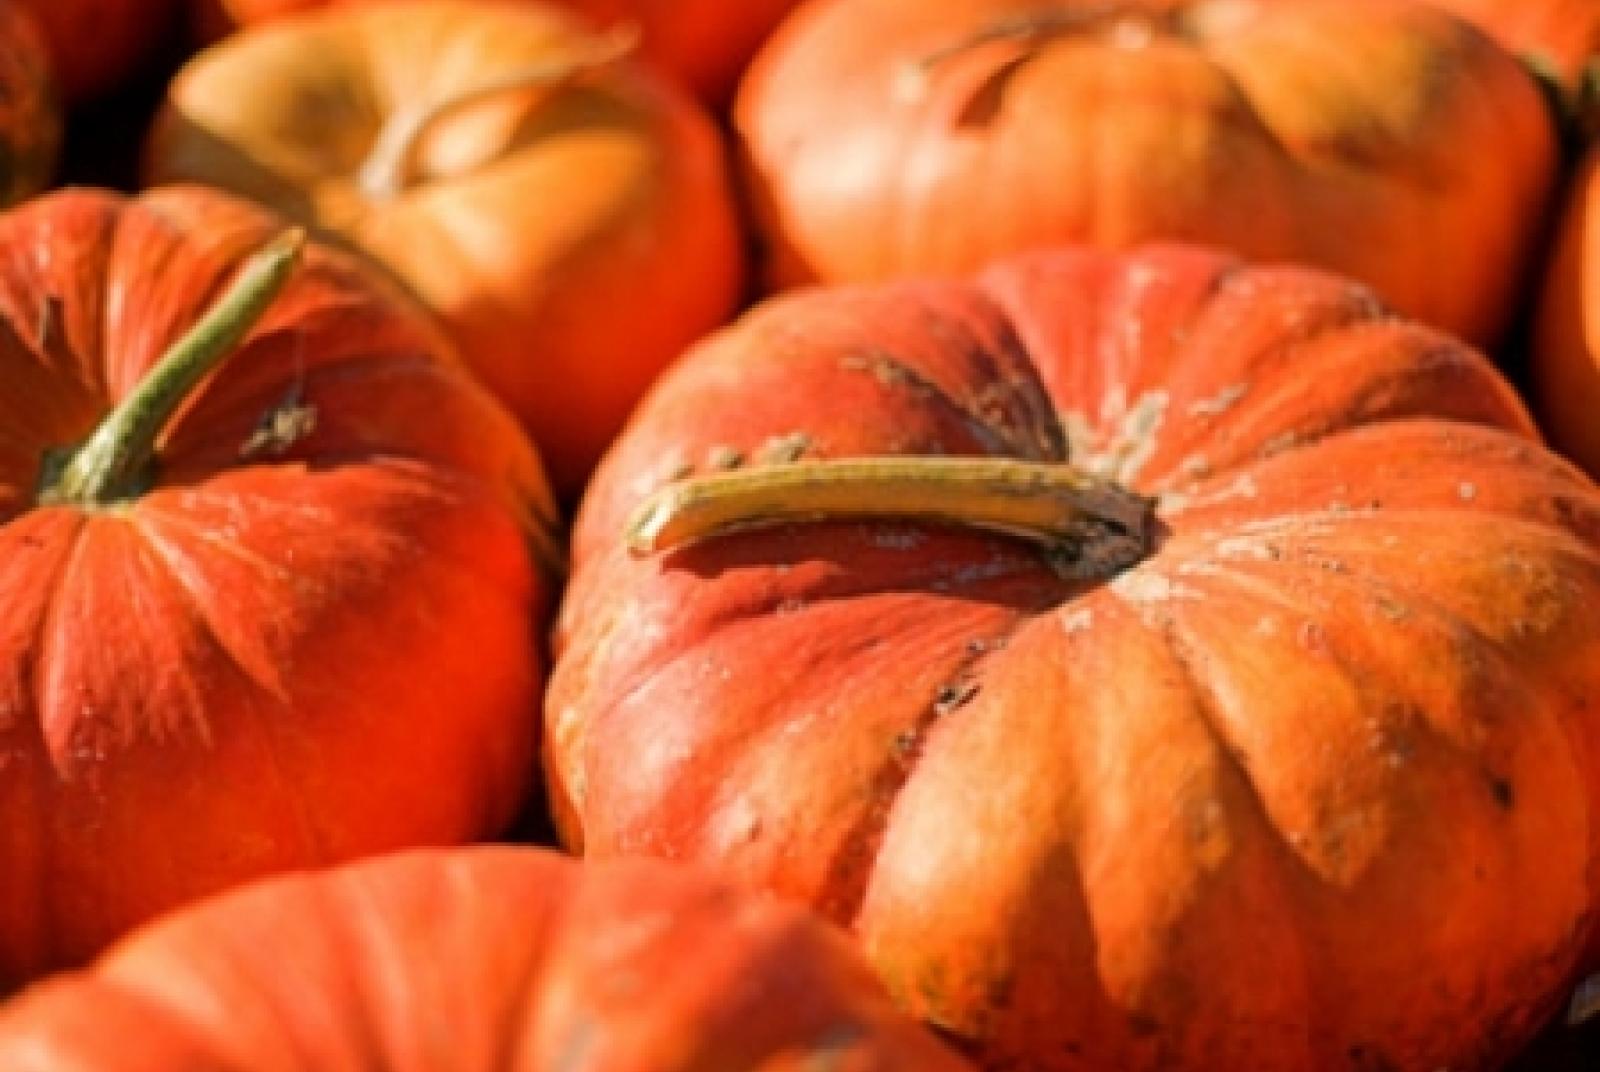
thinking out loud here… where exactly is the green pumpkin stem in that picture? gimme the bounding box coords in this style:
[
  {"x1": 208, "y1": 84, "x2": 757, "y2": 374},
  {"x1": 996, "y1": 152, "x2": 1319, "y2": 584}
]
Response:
[
  {"x1": 626, "y1": 456, "x2": 1156, "y2": 577},
  {"x1": 38, "y1": 227, "x2": 307, "y2": 509},
  {"x1": 356, "y1": 23, "x2": 639, "y2": 198}
]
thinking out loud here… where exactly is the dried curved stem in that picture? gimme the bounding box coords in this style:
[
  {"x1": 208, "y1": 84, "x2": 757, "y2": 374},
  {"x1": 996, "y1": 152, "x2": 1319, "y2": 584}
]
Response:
[
  {"x1": 626, "y1": 456, "x2": 1155, "y2": 579},
  {"x1": 356, "y1": 22, "x2": 639, "y2": 197}
]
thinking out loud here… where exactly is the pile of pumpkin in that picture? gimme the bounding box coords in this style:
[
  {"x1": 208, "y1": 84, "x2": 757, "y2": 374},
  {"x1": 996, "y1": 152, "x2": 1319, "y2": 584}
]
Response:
[{"x1": 3, "y1": 0, "x2": 1600, "y2": 1068}]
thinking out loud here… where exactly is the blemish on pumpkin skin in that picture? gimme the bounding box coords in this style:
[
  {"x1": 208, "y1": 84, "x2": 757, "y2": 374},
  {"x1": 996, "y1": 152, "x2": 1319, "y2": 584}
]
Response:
[
  {"x1": 239, "y1": 397, "x2": 318, "y2": 461},
  {"x1": 1488, "y1": 776, "x2": 1515, "y2": 811},
  {"x1": 756, "y1": 432, "x2": 812, "y2": 465},
  {"x1": 1187, "y1": 382, "x2": 1248, "y2": 419},
  {"x1": 706, "y1": 445, "x2": 745, "y2": 471},
  {"x1": 934, "y1": 680, "x2": 979, "y2": 716}
]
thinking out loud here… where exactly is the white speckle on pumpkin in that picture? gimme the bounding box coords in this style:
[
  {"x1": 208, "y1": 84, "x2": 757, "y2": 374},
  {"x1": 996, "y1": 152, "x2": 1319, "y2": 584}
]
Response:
[
  {"x1": 1458, "y1": 482, "x2": 1478, "y2": 501},
  {"x1": 1111, "y1": 569, "x2": 1198, "y2": 605},
  {"x1": 1187, "y1": 382, "x2": 1248, "y2": 419},
  {"x1": 1061, "y1": 607, "x2": 1094, "y2": 634}
]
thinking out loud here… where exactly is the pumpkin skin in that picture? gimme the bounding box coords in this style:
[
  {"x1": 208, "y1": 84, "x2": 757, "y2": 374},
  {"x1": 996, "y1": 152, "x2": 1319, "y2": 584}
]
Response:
[
  {"x1": 1422, "y1": 0, "x2": 1600, "y2": 95},
  {"x1": 736, "y1": 0, "x2": 1557, "y2": 347},
  {"x1": 550, "y1": 245, "x2": 1600, "y2": 1071},
  {"x1": 0, "y1": 186, "x2": 558, "y2": 985},
  {"x1": 148, "y1": 0, "x2": 744, "y2": 496},
  {"x1": 16, "y1": 0, "x2": 178, "y2": 101},
  {"x1": 194, "y1": 0, "x2": 803, "y2": 106},
  {"x1": 0, "y1": 848, "x2": 972, "y2": 1070},
  {"x1": 1535, "y1": 148, "x2": 1600, "y2": 477},
  {"x1": 0, "y1": 4, "x2": 59, "y2": 208}
]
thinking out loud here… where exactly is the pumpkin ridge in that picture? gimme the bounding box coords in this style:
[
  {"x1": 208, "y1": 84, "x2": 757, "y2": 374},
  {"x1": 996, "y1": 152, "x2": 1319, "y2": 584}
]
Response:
[
  {"x1": 1142, "y1": 615, "x2": 1323, "y2": 1059},
  {"x1": 120, "y1": 517, "x2": 332, "y2": 865},
  {"x1": 838, "y1": 607, "x2": 1039, "y2": 928}
]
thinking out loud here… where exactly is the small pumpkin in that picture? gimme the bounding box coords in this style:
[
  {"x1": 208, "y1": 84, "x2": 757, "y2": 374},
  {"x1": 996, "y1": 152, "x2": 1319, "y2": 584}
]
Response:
[
  {"x1": 0, "y1": 847, "x2": 973, "y2": 1071},
  {"x1": 737, "y1": 0, "x2": 1557, "y2": 347},
  {"x1": 193, "y1": 0, "x2": 804, "y2": 106},
  {"x1": 16, "y1": 0, "x2": 178, "y2": 101},
  {"x1": 148, "y1": 0, "x2": 745, "y2": 496},
  {"x1": 0, "y1": 186, "x2": 558, "y2": 985},
  {"x1": 550, "y1": 245, "x2": 1600, "y2": 1071},
  {"x1": 0, "y1": 4, "x2": 58, "y2": 209}
]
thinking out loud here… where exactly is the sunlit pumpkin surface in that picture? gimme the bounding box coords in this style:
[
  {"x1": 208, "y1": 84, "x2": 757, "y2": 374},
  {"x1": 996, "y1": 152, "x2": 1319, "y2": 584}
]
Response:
[{"x1": 552, "y1": 245, "x2": 1600, "y2": 1071}]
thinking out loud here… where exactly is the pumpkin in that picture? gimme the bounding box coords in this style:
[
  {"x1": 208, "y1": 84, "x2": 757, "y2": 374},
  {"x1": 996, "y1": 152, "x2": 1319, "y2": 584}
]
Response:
[
  {"x1": 0, "y1": 847, "x2": 972, "y2": 1070},
  {"x1": 193, "y1": 0, "x2": 803, "y2": 106},
  {"x1": 148, "y1": 0, "x2": 744, "y2": 497},
  {"x1": 1535, "y1": 144, "x2": 1600, "y2": 477},
  {"x1": 736, "y1": 0, "x2": 1558, "y2": 347},
  {"x1": 16, "y1": 0, "x2": 178, "y2": 101},
  {"x1": 549, "y1": 245, "x2": 1600, "y2": 1071},
  {"x1": 0, "y1": 186, "x2": 559, "y2": 985},
  {"x1": 0, "y1": 4, "x2": 59, "y2": 208},
  {"x1": 1421, "y1": 0, "x2": 1600, "y2": 98}
]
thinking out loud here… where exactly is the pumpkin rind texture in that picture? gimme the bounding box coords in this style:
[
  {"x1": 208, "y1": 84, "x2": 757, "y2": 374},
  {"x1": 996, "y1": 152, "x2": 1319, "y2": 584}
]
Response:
[
  {"x1": 0, "y1": 186, "x2": 558, "y2": 985},
  {"x1": 550, "y1": 245, "x2": 1600, "y2": 1071},
  {"x1": 736, "y1": 0, "x2": 1558, "y2": 346},
  {"x1": 148, "y1": 0, "x2": 745, "y2": 495},
  {"x1": 0, "y1": 847, "x2": 974, "y2": 1071},
  {"x1": 0, "y1": 4, "x2": 59, "y2": 208}
]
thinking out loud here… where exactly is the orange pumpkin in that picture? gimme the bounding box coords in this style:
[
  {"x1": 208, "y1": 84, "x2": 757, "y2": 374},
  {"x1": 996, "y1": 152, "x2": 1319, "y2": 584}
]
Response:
[
  {"x1": 1535, "y1": 145, "x2": 1600, "y2": 476},
  {"x1": 0, "y1": 186, "x2": 558, "y2": 985},
  {"x1": 737, "y1": 0, "x2": 1558, "y2": 347},
  {"x1": 148, "y1": 0, "x2": 744, "y2": 496},
  {"x1": 550, "y1": 245, "x2": 1600, "y2": 1071},
  {"x1": 0, "y1": 848, "x2": 972, "y2": 1070},
  {"x1": 194, "y1": 0, "x2": 803, "y2": 105},
  {"x1": 17, "y1": 0, "x2": 178, "y2": 101},
  {"x1": 1422, "y1": 0, "x2": 1600, "y2": 97},
  {"x1": 0, "y1": 4, "x2": 59, "y2": 208}
]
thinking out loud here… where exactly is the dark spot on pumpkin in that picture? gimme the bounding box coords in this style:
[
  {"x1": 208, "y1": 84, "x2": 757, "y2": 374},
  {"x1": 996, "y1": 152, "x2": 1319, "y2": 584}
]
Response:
[
  {"x1": 1127, "y1": 1012, "x2": 1160, "y2": 1037},
  {"x1": 706, "y1": 444, "x2": 745, "y2": 471},
  {"x1": 934, "y1": 680, "x2": 979, "y2": 715},
  {"x1": 1489, "y1": 776, "x2": 1515, "y2": 811}
]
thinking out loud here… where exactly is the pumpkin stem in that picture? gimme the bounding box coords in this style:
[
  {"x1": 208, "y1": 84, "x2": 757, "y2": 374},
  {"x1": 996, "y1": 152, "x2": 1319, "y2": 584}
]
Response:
[
  {"x1": 911, "y1": 3, "x2": 1169, "y2": 75},
  {"x1": 37, "y1": 228, "x2": 306, "y2": 509},
  {"x1": 626, "y1": 456, "x2": 1156, "y2": 578},
  {"x1": 355, "y1": 23, "x2": 639, "y2": 198}
]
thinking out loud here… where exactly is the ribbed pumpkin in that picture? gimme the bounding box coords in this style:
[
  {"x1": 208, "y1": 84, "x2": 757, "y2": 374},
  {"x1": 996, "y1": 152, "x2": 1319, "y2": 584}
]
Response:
[
  {"x1": 0, "y1": 848, "x2": 972, "y2": 1070},
  {"x1": 0, "y1": 186, "x2": 558, "y2": 985},
  {"x1": 0, "y1": 3, "x2": 58, "y2": 208},
  {"x1": 550, "y1": 245, "x2": 1600, "y2": 1071},
  {"x1": 737, "y1": 0, "x2": 1557, "y2": 347},
  {"x1": 148, "y1": 0, "x2": 744, "y2": 495}
]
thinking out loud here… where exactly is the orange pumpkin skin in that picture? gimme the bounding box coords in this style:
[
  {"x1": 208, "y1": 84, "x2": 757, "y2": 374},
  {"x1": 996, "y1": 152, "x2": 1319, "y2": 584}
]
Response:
[
  {"x1": 196, "y1": 0, "x2": 803, "y2": 105},
  {"x1": 16, "y1": 0, "x2": 177, "y2": 101},
  {"x1": 0, "y1": 4, "x2": 59, "y2": 208},
  {"x1": 559, "y1": 0, "x2": 805, "y2": 104},
  {"x1": 1535, "y1": 149, "x2": 1600, "y2": 476},
  {"x1": 550, "y1": 246, "x2": 1600, "y2": 1071},
  {"x1": 0, "y1": 848, "x2": 973, "y2": 1071},
  {"x1": 736, "y1": 0, "x2": 1557, "y2": 347},
  {"x1": 0, "y1": 187, "x2": 557, "y2": 985},
  {"x1": 148, "y1": 0, "x2": 744, "y2": 496},
  {"x1": 1423, "y1": 0, "x2": 1600, "y2": 93}
]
